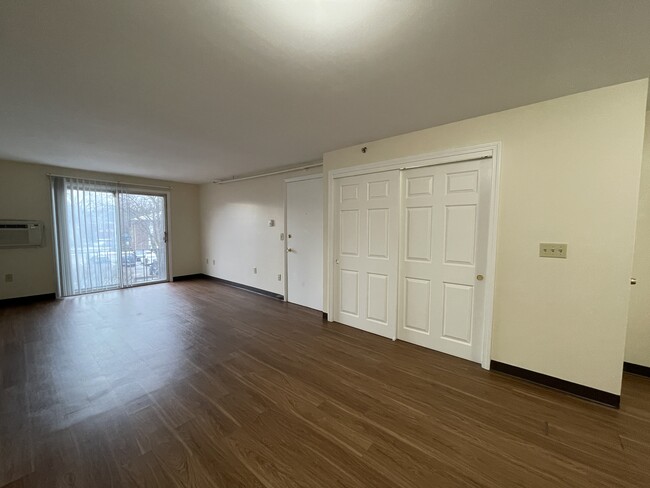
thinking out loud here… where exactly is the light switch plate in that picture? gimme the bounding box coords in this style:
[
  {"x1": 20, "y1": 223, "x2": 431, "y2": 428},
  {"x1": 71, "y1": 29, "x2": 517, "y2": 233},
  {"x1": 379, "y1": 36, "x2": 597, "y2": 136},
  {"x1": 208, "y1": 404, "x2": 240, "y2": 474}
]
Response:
[{"x1": 539, "y1": 243, "x2": 567, "y2": 258}]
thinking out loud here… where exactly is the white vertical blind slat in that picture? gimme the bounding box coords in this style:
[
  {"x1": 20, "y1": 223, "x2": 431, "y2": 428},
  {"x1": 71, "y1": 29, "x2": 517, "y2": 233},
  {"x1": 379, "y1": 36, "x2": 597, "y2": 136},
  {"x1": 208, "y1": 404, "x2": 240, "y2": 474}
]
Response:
[{"x1": 92, "y1": 186, "x2": 103, "y2": 287}]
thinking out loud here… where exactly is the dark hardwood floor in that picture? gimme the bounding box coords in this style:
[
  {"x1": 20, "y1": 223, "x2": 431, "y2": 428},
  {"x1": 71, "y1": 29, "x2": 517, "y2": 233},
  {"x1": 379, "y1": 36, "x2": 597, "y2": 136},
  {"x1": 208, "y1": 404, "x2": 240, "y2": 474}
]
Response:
[{"x1": 1, "y1": 279, "x2": 649, "y2": 487}]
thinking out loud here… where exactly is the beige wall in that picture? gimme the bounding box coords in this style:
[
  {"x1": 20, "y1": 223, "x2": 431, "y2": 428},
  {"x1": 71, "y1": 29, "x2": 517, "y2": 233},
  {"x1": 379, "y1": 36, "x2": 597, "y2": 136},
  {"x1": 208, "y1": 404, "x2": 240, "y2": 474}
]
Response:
[
  {"x1": 324, "y1": 80, "x2": 648, "y2": 395},
  {"x1": 626, "y1": 111, "x2": 650, "y2": 368},
  {"x1": 200, "y1": 168, "x2": 321, "y2": 294},
  {"x1": 0, "y1": 159, "x2": 201, "y2": 300}
]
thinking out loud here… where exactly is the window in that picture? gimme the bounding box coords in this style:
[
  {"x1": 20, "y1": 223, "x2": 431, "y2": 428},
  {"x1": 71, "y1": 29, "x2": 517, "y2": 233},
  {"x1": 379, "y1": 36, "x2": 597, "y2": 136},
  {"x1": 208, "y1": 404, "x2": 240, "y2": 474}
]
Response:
[{"x1": 51, "y1": 177, "x2": 169, "y2": 296}]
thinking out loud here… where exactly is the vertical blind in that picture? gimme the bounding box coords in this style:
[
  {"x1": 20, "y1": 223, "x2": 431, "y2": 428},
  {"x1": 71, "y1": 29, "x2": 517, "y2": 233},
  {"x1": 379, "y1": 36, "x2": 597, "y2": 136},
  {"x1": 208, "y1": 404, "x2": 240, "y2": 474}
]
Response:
[
  {"x1": 51, "y1": 176, "x2": 169, "y2": 297},
  {"x1": 52, "y1": 177, "x2": 121, "y2": 296}
]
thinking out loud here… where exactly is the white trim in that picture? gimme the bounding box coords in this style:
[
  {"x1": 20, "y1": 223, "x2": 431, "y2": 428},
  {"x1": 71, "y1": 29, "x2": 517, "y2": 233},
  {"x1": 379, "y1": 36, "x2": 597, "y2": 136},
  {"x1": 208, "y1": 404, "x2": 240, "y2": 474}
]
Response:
[
  {"x1": 163, "y1": 190, "x2": 173, "y2": 282},
  {"x1": 481, "y1": 144, "x2": 501, "y2": 370},
  {"x1": 329, "y1": 143, "x2": 495, "y2": 179},
  {"x1": 283, "y1": 180, "x2": 289, "y2": 301},
  {"x1": 326, "y1": 142, "x2": 501, "y2": 370},
  {"x1": 327, "y1": 173, "x2": 336, "y2": 321},
  {"x1": 393, "y1": 171, "x2": 403, "y2": 342}
]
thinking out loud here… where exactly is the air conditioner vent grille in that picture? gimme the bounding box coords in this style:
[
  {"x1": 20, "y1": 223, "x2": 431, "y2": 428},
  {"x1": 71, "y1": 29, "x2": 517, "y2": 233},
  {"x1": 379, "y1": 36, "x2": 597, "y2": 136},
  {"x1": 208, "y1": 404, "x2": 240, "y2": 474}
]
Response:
[
  {"x1": 0, "y1": 224, "x2": 30, "y2": 229},
  {"x1": 0, "y1": 220, "x2": 44, "y2": 247}
]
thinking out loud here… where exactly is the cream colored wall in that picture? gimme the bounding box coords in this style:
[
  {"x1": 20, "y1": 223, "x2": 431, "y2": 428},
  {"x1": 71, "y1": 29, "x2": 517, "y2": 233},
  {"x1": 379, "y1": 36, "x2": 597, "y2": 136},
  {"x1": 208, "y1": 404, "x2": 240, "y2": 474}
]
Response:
[
  {"x1": 625, "y1": 111, "x2": 650, "y2": 368},
  {"x1": 324, "y1": 80, "x2": 648, "y2": 395},
  {"x1": 0, "y1": 159, "x2": 201, "y2": 300},
  {"x1": 200, "y1": 168, "x2": 321, "y2": 295}
]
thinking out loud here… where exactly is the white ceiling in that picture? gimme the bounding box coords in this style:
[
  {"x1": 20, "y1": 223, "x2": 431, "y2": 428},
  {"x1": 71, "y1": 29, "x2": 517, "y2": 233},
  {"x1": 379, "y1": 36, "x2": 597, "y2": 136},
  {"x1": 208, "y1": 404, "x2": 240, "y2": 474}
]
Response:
[{"x1": 1, "y1": 1, "x2": 649, "y2": 184}]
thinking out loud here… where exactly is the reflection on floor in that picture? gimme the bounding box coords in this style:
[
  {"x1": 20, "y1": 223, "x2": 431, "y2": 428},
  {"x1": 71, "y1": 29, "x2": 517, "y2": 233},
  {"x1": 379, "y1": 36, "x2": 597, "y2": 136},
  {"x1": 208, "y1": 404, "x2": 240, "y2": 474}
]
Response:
[{"x1": 1, "y1": 278, "x2": 649, "y2": 487}]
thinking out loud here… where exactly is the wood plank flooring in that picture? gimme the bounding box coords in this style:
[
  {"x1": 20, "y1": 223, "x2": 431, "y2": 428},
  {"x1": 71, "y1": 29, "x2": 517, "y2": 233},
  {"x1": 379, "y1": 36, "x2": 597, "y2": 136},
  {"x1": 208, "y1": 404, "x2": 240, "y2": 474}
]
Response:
[{"x1": 1, "y1": 278, "x2": 649, "y2": 487}]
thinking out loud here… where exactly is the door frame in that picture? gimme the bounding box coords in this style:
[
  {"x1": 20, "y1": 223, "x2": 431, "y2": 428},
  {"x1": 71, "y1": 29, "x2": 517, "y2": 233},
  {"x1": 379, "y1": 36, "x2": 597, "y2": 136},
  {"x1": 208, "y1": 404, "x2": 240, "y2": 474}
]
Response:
[
  {"x1": 118, "y1": 187, "x2": 172, "y2": 287},
  {"x1": 284, "y1": 173, "x2": 323, "y2": 303},
  {"x1": 327, "y1": 142, "x2": 501, "y2": 369}
]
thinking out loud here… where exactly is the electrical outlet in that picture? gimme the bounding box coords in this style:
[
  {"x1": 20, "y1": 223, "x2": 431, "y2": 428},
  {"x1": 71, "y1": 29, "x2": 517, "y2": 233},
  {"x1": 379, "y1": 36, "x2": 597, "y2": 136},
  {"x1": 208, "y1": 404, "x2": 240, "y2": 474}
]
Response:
[
  {"x1": 539, "y1": 243, "x2": 567, "y2": 258},
  {"x1": 277, "y1": 274, "x2": 282, "y2": 281},
  {"x1": 5, "y1": 273, "x2": 13, "y2": 283},
  {"x1": 253, "y1": 267, "x2": 257, "y2": 274}
]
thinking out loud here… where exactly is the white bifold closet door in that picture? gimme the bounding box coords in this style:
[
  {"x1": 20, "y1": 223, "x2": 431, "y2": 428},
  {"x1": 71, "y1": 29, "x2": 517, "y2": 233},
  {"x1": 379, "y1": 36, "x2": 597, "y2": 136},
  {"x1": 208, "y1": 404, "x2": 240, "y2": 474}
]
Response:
[
  {"x1": 333, "y1": 171, "x2": 399, "y2": 339},
  {"x1": 332, "y1": 158, "x2": 491, "y2": 364},
  {"x1": 398, "y1": 159, "x2": 491, "y2": 362}
]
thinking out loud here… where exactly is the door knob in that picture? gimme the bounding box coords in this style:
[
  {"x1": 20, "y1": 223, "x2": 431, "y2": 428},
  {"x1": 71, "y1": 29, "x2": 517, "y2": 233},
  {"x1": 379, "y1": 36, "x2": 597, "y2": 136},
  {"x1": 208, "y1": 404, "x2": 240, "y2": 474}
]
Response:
[{"x1": 476, "y1": 274, "x2": 484, "y2": 281}]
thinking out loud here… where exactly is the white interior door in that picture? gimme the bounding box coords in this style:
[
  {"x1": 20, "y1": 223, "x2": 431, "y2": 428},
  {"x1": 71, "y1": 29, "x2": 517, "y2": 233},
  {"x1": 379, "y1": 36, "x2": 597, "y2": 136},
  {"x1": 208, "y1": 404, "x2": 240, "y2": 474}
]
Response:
[
  {"x1": 333, "y1": 171, "x2": 399, "y2": 338},
  {"x1": 398, "y1": 159, "x2": 491, "y2": 362},
  {"x1": 286, "y1": 176, "x2": 323, "y2": 310}
]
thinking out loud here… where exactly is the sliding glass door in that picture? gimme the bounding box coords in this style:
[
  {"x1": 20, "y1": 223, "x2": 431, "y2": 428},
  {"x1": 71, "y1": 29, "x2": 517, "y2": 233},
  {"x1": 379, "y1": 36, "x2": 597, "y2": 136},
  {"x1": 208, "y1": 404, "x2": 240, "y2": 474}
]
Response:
[
  {"x1": 52, "y1": 177, "x2": 169, "y2": 297},
  {"x1": 118, "y1": 191, "x2": 168, "y2": 287}
]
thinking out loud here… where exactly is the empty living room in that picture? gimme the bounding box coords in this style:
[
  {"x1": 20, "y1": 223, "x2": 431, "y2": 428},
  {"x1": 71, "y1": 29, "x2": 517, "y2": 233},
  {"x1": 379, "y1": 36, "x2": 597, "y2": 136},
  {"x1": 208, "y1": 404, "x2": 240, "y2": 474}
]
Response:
[{"x1": 2, "y1": 1, "x2": 650, "y2": 487}]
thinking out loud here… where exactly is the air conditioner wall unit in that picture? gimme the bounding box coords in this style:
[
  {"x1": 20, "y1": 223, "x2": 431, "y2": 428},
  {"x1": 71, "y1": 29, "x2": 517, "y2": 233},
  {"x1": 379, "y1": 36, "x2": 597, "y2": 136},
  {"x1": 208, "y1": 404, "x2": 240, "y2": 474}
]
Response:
[{"x1": 0, "y1": 220, "x2": 44, "y2": 248}]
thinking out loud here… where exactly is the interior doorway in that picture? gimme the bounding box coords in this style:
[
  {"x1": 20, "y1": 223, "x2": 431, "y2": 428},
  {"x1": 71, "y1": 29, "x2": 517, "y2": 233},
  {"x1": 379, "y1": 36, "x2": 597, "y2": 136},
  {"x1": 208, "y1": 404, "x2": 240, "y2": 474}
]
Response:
[{"x1": 285, "y1": 174, "x2": 323, "y2": 311}]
